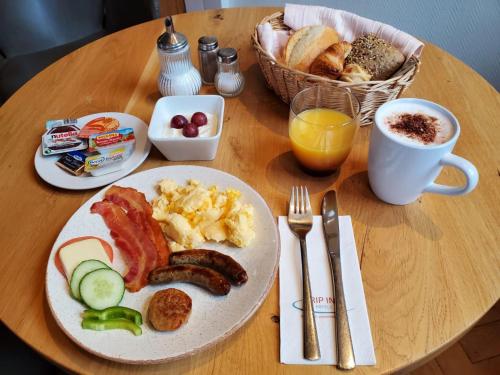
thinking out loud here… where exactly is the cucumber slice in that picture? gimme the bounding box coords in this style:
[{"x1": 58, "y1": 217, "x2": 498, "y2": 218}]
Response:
[
  {"x1": 70, "y1": 260, "x2": 110, "y2": 301},
  {"x1": 79, "y1": 269, "x2": 125, "y2": 310}
]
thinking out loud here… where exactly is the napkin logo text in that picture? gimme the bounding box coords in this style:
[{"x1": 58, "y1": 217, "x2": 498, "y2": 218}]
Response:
[{"x1": 292, "y1": 296, "x2": 335, "y2": 314}]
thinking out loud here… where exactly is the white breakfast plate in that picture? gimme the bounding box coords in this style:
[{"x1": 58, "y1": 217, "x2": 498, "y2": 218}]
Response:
[
  {"x1": 45, "y1": 166, "x2": 279, "y2": 364},
  {"x1": 34, "y1": 112, "x2": 151, "y2": 190}
]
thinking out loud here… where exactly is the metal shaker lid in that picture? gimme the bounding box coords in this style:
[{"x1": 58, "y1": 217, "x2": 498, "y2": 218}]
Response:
[
  {"x1": 198, "y1": 36, "x2": 218, "y2": 51},
  {"x1": 157, "y1": 16, "x2": 188, "y2": 51},
  {"x1": 217, "y1": 48, "x2": 238, "y2": 63}
]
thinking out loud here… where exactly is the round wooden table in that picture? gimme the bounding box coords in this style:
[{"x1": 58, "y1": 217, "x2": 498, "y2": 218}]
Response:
[{"x1": 0, "y1": 7, "x2": 499, "y2": 375}]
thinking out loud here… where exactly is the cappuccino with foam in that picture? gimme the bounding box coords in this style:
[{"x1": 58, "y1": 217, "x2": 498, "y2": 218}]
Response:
[
  {"x1": 378, "y1": 102, "x2": 454, "y2": 146},
  {"x1": 369, "y1": 98, "x2": 478, "y2": 205}
]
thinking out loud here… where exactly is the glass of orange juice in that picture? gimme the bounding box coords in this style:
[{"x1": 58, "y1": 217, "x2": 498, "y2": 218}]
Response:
[{"x1": 289, "y1": 86, "x2": 361, "y2": 175}]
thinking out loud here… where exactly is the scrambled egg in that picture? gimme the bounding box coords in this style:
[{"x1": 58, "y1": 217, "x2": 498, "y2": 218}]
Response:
[{"x1": 152, "y1": 179, "x2": 255, "y2": 251}]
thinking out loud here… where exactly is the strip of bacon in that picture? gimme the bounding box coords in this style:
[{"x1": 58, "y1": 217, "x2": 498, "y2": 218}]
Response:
[
  {"x1": 104, "y1": 185, "x2": 170, "y2": 267},
  {"x1": 91, "y1": 201, "x2": 157, "y2": 292}
]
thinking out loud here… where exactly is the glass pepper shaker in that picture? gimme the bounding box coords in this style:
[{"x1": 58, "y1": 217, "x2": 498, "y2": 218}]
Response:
[
  {"x1": 214, "y1": 48, "x2": 245, "y2": 97},
  {"x1": 157, "y1": 16, "x2": 201, "y2": 96},
  {"x1": 198, "y1": 36, "x2": 219, "y2": 85}
]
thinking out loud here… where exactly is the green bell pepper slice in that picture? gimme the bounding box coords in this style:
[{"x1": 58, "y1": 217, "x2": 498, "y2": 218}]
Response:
[
  {"x1": 81, "y1": 318, "x2": 142, "y2": 336},
  {"x1": 82, "y1": 306, "x2": 143, "y2": 326}
]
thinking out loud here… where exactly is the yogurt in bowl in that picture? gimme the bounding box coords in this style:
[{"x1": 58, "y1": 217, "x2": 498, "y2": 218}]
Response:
[{"x1": 148, "y1": 95, "x2": 225, "y2": 161}]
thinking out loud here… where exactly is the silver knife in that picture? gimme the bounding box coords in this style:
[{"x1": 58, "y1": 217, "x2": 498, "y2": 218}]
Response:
[{"x1": 322, "y1": 190, "x2": 356, "y2": 370}]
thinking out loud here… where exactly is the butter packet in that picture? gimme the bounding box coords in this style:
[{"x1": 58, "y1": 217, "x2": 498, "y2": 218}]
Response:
[{"x1": 84, "y1": 147, "x2": 133, "y2": 176}]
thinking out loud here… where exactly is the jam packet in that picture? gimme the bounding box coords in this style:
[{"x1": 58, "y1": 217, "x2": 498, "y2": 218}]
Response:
[{"x1": 88, "y1": 128, "x2": 135, "y2": 152}]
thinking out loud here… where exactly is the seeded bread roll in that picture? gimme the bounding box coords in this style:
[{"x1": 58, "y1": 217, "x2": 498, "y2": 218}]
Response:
[
  {"x1": 284, "y1": 25, "x2": 339, "y2": 72},
  {"x1": 345, "y1": 34, "x2": 405, "y2": 80},
  {"x1": 310, "y1": 41, "x2": 352, "y2": 79}
]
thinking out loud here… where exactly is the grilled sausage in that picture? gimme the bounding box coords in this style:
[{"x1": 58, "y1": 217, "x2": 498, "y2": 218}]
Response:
[
  {"x1": 148, "y1": 288, "x2": 192, "y2": 331},
  {"x1": 148, "y1": 264, "x2": 231, "y2": 296},
  {"x1": 169, "y1": 249, "x2": 248, "y2": 286}
]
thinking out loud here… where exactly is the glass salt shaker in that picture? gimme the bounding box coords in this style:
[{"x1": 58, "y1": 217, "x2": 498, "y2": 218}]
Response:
[
  {"x1": 157, "y1": 16, "x2": 201, "y2": 96},
  {"x1": 198, "y1": 36, "x2": 219, "y2": 85},
  {"x1": 214, "y1": 48, "x2": 245, "y2": 97}
]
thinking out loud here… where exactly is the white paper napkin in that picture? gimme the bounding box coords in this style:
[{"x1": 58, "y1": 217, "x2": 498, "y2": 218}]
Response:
[{"x1": 278, "y1": 216, "x2": 376, "y2": 365}]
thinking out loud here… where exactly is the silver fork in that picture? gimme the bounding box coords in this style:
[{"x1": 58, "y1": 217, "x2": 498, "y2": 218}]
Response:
[{"x1": 288, "y1": 186, "x2": 321, "y2": 361}]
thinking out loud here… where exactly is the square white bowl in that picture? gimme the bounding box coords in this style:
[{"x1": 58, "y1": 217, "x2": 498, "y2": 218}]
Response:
[{"x1": 148, "y1": 95, "x2": 225, "y2": 161}]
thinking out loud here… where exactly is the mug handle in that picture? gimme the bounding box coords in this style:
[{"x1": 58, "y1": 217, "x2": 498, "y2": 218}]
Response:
[{"x1": 424, "y1": 153, "x2": 479, "y2": 195}]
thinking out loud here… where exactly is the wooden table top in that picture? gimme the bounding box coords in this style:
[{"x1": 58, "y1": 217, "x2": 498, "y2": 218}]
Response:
[{"x1": 0, "y1": 7, "x2": 499, "y2": 375}]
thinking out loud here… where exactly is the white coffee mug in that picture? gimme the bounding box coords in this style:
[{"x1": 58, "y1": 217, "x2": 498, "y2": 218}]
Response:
[{"x1": 368, "y1": 98, "x2": 479, "y2": 205}]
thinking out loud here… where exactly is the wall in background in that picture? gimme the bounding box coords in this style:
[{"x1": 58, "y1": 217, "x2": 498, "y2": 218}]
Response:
[
  {"x1": 159, "y1": 0, "x2": 185, "y2": 16},
  {"x1": 186, "y1": 0, "x2": 500, "y2": 90}
]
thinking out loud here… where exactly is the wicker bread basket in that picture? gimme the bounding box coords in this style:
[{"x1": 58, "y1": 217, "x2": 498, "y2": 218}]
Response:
[{"x1": 252, "y1": 12, "x2": 421, "y2": 126}]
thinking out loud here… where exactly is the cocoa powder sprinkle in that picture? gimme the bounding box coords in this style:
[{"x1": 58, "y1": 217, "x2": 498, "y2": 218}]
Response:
[{"x1": 389, "y1": 113, "x2": 438, "y2": 144}]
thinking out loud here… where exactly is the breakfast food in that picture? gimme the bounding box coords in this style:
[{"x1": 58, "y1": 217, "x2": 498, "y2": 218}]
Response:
[
  {"x1": 91, "y1": 200, "x2": 158, "y2": 292},
  {"x1": 70, "y1": 259, "x2": 110, "y2": 300},
  {"x1": 84, "y1": 148, "x2": 130, "y2": 176},
  {"x1": 182, "y1": 123, "x2": 199, "y2": 137},
  {"x1": 42, "y1": 119, "x2": 87, "y2": 155},
  {"x1": 170, "y1": 249, "x2": 248, "y2": 285},
  {"x1": 91, "y1": 186, "x2": 171, "y2": 292},
  {"x1": 310, "y1": 41, "x2": 352, "y2": 79},
  {"x1": 191, "y1": 112, "x2": 208, "y2": 126},
  {"x1": 290, "y1": 105, "x2": 356, "y2": 171},
  {"x1": 171, "y1": 115, "x2": 188, "y2": 129},
  {"x1": 149, "y1": 264, "x2": 231, "y2": 295},
  {"x1": 168, "y1": 112, "x2": 216, "y2": 138},
  {"x1": 104, "y1": 186, "x2": 170, "y2": 266},
  {"x1": 83, "y1": 306, "x2": 143, "y2": 326},
  {"x1": 55, "y1": 151, "x2": 87, "y2": 176},
  {"x1": 345, "y1": 34, "x2": 405, "y2": 80},
  {"x1": 284, "y1": 25, "x2": 339, "y2": 72},
  {"x1": 380, "y1": 102, "x2": 454, "y2": 146},
  {"x1": 152, "y1": 179, "x2": 255, "y2": 250},
  {"x1": 82, "y1": 306, "x2": 143, "y2": 336},
  {"x1": 79, "y1": 117, "x2": 120, "y2": 139},
  {"x1": 40, "y1": 115, "x2": 138, "y2": 178},
  {"x1": 55, "y1": 233, "x2": 144, "y2": 336},
  {"x1": 79, "y1": 268, "x2": 125, "y2": 310},
  {"x1": 56, "y1": 237, "x2": 113, "y2": 280},
  {"x1": 148, "y1": 288, "x2": 192, "y2": 331},
  {"x1": 340, "y1": 63, "x2": 372, "y2": 83},
  {"x1": 87, "y1": 128, "x2": 135, "y2": 153},
  {"x1": 82, "y1": 139, "x2": 135, "y2": 176}
]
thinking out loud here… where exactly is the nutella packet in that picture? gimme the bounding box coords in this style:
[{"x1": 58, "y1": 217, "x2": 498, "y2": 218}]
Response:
[{"x1": 42, "y1": 119, "x2": 87, "y2": 156}]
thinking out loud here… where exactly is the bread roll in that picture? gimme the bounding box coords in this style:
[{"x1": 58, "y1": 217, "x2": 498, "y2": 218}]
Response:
[
  {"x1": 309, "y1": 41, "x2": 351, "y2": 79},
  {"x1": 340, "y1": 64, "x2": 372, "y2": 83},
  {"x1": 345, "y1": 34, "x2": 405, "y2": 80},
  {"x1": 284, "y1": 25, "x2": 339, "y2": 72}
]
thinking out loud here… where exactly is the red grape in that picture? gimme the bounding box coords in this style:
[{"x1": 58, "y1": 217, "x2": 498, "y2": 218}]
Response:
[
  {"x1": 182, "y1": 123, "x2": 199, "y2": 137},
  {"x1": 171, "y1": 115, "x2": 188, "y2": 129},
  {"x1": 191, "y1": 112, "x2": 208, "y2": 127}
]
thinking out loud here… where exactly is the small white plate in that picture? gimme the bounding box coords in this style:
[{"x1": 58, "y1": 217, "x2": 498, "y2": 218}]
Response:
[
  {"x1": 34, "y1": 112, "x2": 151, "y2": 190},
  {"x1": 45, "y1": 166, "x2": 279, "y2": 364}
]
